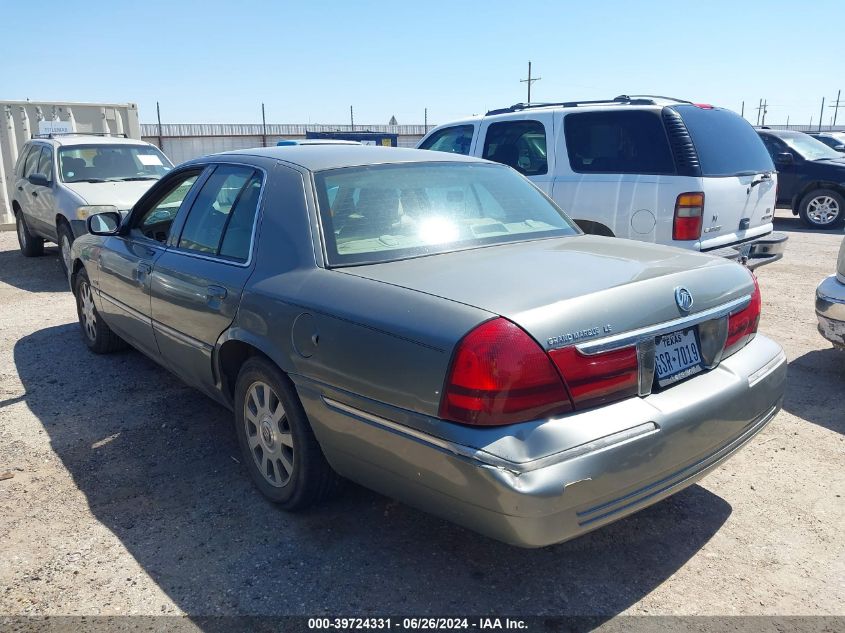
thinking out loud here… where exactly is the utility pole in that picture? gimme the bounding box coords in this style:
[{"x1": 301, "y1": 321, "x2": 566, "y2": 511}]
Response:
[
  {"x1": 829, "y1": 89, "x2": 843, "y2": 128},
  {"x1": 755, "y1": 98, "x2": 763, "y2": 126},
  {"x1": 261, "y1": 102, "x2": 267, "y2": 147},
  {"x1": 520, "y1": 61, "x2": 541, "y2": 104},
  {"x1": 156, "y1": 101, "x2": 163, "y2": 150},
  {"x1": 818, "y1": 97, "x2": 825, "y2": 132},
  {"x1": 741, "y1": 101, "x2": 745, "y2": 118},
  {"x1": 761, "y1": 99, "x2": 768, "y2": 126},
  {"x1": 424, "y1": 107, "x2": 428, "y2": 132},
  {"x1": 350, "y1": 105, "x2": 354, "y2": 131}
]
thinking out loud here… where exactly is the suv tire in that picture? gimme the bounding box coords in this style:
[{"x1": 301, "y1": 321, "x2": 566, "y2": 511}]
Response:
[
  {"x1": 16, "y1": 212, "x2": 44, "y2": 257},
  {"x1": 73, "y1": 269, "x2": 127, "y2": 353},
  {"x1": 234, "y1": 356, "x2": 341, "y2": 509},
  {"x1": 799, "y1": 189, "x2": 845, "y2": 229},
  {"x1": 58, "y1": 222, "x2": 75, "y2": 277}
]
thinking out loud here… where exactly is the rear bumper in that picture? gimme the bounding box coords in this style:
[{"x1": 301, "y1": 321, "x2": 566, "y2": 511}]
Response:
[
  {"x1": 816, "y1": 275, "x2": 845, "y2": 348},
  {"x1": 705, "y1": 232, "x2": 788, "y2": 270},
  {"x1": 295, "y1": 335, "x2": 787, "y2": 547}
]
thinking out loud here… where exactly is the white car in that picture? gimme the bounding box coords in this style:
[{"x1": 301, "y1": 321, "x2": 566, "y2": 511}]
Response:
[
  {"x1": 417, "y1": 95, "x2": 787, "y2": 268},
  {"x1": 11, "y1": 134, "x2": 173, "y2": 276},
  {"x1": 816, "y1": 236, "x2": 845, "y2": 348}
]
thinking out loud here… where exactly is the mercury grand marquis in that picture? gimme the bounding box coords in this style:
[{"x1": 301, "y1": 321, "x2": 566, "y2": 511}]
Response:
[{"x1": 69, "y1": 145, "x2": 787, "y2": 547}]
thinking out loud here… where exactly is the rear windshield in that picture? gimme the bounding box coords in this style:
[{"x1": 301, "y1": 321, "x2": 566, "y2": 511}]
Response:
[
  {"x1": 675, "y1": 106, "x2": 774, "y2": 176},
  {"x1": 314, "y1": 162, "x2": 579, "y2": 266}
]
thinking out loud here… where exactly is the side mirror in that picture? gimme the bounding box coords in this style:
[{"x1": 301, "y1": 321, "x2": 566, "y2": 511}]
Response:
[
  {"x1": 28, "y1": 173, "x2": 50, "y2": 187},
  {"x1": 775, "y1": 152, "x2": 794, "y2": 165},
  {"x1": 835, "y1": 145, "x2": 845, "y2": 153},
  {"x1": 87, "y1": 211, "x2": 122, "y2": 236}
]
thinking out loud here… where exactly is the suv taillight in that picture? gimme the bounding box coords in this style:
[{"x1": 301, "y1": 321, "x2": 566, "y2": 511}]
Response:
[
  {"x1": 548, "y1": 346, "x2": 639, "y2": 409},
  {"x1": 439, "y1": 318, "x2": 573, "y2": 426},
  {"x1": 723, "y1": 274, "x2": 761, "y2": 358},
  {"x1": 673, "y1": 192, "x2": 704, "y2": 240}
]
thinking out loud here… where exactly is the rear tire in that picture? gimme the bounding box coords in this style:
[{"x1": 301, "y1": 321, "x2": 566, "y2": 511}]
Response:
[
  {"x1": 798, "y1": 189, "x2": 845, "y2": 229},
  {"x1": 73, "y1": 269, "x2": 126, "y2": 354},
  {"x1": 234, "y1": 356, "x2": 341, "y2": 509},
  {"x1": 15, "y1": 212, "x2": 44, "y2": 257},
  {"x1": 58, "y1": 222, "x2": 74, "y2": 278}
]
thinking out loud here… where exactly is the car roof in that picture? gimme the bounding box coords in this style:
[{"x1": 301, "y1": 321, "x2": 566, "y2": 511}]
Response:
[
  {"x1": 29, "y1": 134, "x2": 156, "y2": 148},
  {"x1": 213, "y1": 145, "x2": 487, "y2": 172},
  {"x1": 757, "y1": 129, "x2": 811, "y2": 138}
]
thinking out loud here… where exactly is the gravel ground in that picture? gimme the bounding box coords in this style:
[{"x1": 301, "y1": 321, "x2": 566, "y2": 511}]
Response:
[{"x1": 0, "y1": 210, "x2": 843, "y2": 621}]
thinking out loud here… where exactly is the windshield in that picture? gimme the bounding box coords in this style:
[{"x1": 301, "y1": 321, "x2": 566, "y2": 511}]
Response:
[
  {"x1": 58, "y1": 145, "x2": 173, "y2": 183},
  {"x1": 780, "y1": 134, "x2": 842, "y2": 161},
  {"x1": 674, "y1": 105, "x2": 774, "y2": 176},
  {"x1": 315, "y1": 162, "x2": 579, "y2": 266}
]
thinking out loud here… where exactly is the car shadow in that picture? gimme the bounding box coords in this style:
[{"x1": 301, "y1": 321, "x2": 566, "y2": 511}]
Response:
[
  {"x1": 783, "y1": 348, "x2": 845, "y2": 436},
  {"x1": 773, "y1": 211, "x2": 845, "y2": 236},
  {"x1": 14, "y1": 324, "x2": 732, "y2": 619},
  {"x1": 0, "y1": 242, "x2": 67, "y2": 293}
]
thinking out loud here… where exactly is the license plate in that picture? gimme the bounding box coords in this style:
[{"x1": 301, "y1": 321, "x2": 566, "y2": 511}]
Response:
[{"x1": 654, "y1": 328, "x2": 703, "y2": 387}]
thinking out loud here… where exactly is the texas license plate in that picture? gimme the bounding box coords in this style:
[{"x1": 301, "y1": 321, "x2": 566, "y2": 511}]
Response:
[{"x1": 654, "y1": 329, "x2": 703, "y2": 387}]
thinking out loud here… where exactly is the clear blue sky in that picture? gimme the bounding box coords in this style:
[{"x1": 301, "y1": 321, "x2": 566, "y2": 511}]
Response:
[{"x1": 2, "y1": 0, "x2": 843, "y2": 127}]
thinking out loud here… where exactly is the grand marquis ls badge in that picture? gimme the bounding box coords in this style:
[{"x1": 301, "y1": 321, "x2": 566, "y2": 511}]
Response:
[{"x1": 674, "y1": 286, "x2": 694, "y2": 313}]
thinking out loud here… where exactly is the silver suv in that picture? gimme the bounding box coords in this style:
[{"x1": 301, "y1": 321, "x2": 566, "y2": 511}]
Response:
[
  {"x1": 12, "y1": 133, "x2": 172, "y2": 275},
  {"x1": 418, "y1": 95, "x2": 788, "y2": 268}
]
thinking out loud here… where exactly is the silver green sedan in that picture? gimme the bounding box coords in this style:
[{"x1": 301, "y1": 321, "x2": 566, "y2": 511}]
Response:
[{"x1": 69, "y1": 146, "x2": 787, "y2": 547}]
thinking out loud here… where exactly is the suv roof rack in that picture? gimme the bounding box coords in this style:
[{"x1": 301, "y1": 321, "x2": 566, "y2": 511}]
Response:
[
  {"x1": 31, "y1": 132, "x2": 129, "y2": 139},
  {"x1": 485, "y1": 94, "x2": 693, "y2": 116}
]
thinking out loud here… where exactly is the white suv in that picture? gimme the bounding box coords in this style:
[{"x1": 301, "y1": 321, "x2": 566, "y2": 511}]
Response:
[
  {"x1": 11, "y1": 134, "x2": 173, "y2": 276},
  {"x1": 417, "y1": 95, "x2": 787, "y2": 268}
]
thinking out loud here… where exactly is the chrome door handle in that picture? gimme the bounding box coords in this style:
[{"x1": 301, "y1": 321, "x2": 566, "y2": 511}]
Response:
[{"x1": 17, "y1": 186, "x2": 23, "y2": 192}]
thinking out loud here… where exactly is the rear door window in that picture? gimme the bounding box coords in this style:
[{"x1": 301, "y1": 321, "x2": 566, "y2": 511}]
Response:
[
  {"x1": 482, "y1": 120, "x2": 548, "y2": 175},
  {"x1": 674, "y1": 105, "x2": 774, "y2": 176},
  {"x1": 564, "y1": 111, "x2": 674, "y2": 175},
  {"x1": 418, "y1": 125, "x2": 475, "y2": 155},
  {"x1": 178, "y1": 165, "x2": 262, "y2": 262}
]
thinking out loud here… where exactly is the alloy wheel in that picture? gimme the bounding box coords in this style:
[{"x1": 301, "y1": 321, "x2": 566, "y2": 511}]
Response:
[
  {"x1": 244, "y1": 381, "x2": 295, "y2": 487},
  {"x1": 79, "y1": 282, "x2": 97, "y2": 342},
  {"x1": 807, "y1": 196, "x2": 841, "y2": 225},
  {"x1": 61, "y1": 234, "x2": 72, "y2": 273}
]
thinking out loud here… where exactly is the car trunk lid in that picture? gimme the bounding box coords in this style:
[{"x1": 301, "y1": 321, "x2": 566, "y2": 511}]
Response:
[{"x1": 341, "y1": 235, "x2": 755, "y2": 351}]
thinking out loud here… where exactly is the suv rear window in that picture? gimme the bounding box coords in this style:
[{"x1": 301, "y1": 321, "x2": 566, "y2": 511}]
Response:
[
  {"x1": 674, "y1": 105, "x2": 774, "y2": 176},
  {"x1": 564, "y1": 110, "x2": 674, "y2": 175}
]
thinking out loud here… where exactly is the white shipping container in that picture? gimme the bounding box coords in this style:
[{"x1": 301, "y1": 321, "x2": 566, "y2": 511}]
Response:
[{"x1": 0, "y1": 100, "x2": 141, "y2": 227}]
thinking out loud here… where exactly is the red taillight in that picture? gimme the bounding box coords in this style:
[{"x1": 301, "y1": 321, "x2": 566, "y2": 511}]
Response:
[
  {"x1": 723, "y1": 274, "x2": 761, "y2": 357},
  {"x1": 673, "y1": 192, "x2": 704, "y2": 241},
  {"x1": 549, "y1": 346, "x2": 639, "y2": 409},
  {"x1": 439, "y1": 318, "x2": 573, "y2": 426}
]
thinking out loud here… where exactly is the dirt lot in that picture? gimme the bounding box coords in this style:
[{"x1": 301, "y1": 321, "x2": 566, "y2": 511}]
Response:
[{"x1": 0, "y1": 210, "x2": 843, "y2": 621}]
